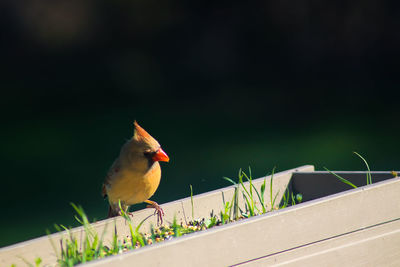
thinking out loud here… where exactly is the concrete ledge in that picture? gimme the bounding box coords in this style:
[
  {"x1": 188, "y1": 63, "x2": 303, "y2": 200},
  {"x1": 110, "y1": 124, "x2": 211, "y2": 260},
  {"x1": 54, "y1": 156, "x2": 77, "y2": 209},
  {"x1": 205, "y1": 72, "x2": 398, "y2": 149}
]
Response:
[{"x1": 245, "y1": 219, "x2": 400, "y2": 266}]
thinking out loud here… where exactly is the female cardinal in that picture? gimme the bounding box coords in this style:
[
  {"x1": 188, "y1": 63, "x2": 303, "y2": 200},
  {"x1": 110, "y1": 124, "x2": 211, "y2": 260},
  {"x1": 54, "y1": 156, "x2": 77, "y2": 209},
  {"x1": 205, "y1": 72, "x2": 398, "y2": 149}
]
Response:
[{"x1": 102, "y1": 121, "x2": 169, "y2": 223}]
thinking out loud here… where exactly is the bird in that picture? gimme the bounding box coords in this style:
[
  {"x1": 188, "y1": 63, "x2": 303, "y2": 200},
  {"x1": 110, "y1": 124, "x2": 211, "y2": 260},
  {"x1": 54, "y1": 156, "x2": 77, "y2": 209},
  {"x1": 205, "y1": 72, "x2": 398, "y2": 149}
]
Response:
[{"x1": 102, "y1": 121, "x2": 169, "y2": 224}]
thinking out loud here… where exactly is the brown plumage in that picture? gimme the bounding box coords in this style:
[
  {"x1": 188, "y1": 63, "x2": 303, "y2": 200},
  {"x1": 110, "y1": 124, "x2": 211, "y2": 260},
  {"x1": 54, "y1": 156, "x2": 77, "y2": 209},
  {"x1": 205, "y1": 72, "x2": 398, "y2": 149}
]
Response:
[{"x1": 102, "y1": 121, "x2": 169, "y2": 223}]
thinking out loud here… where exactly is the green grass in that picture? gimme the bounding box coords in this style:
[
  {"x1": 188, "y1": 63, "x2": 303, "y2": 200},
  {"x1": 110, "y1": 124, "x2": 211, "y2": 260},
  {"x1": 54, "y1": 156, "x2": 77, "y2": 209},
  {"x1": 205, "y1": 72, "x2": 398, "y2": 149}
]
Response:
[
  {"x1": 223, "y1": 167, "x2": 302, "y2": 220},
  {"x1": 324, "y1": 151, "x2": 373, "y2": 189},
  {"x1": 43, "y1": 203, "x2": 214, "y2": 267}
]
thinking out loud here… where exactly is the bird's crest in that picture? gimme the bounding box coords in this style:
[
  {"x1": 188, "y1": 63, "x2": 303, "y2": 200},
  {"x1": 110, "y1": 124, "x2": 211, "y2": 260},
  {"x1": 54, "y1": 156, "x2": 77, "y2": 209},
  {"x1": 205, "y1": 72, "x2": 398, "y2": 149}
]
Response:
[{"x1": 133, "y1": 121, "x2": 153, "y2": 142}]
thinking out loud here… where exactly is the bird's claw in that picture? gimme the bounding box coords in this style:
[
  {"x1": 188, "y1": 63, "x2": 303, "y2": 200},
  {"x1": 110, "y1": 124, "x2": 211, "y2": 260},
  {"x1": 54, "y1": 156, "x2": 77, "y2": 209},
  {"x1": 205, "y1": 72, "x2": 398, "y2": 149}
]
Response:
[{"x1": 146, "y1": 203, "x2": 164, "y2": 225}]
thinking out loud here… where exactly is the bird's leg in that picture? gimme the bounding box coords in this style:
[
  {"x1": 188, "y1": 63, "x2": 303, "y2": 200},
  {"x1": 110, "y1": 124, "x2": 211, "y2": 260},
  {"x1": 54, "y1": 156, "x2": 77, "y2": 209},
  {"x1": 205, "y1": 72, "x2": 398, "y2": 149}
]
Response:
[
  {"x1": 109, "y1": 202, "x2": 132, "y2": 221},
  {"x1": 123, "y1": 206, "x2": 133, "y2": 217},
  {"x1": 144, "y1": 200, "x2": 164, "y2": 225}
]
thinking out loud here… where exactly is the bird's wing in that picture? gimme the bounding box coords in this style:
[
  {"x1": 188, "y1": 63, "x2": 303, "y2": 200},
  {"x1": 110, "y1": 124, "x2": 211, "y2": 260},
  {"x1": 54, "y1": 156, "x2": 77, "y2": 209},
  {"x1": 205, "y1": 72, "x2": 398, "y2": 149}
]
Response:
[{"x1": 101, "y1": 159, "x2": 121, "y2": 199}]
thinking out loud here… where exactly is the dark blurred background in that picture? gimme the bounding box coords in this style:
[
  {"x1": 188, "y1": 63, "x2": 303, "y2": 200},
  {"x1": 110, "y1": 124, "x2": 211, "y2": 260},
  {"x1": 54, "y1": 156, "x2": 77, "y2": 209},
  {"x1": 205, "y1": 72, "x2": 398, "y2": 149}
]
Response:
[{"x1": 1, "y1": 0, "x2": 399, "y2": 247}]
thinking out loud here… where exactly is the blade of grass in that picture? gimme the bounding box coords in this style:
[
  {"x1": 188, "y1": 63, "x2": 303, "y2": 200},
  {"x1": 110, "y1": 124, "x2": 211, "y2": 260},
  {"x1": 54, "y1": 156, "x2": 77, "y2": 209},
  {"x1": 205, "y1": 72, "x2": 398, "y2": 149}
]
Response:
[
  {"x1": 47, "y1": 229, "x2": 61, "y2": 260},
  {"x1": 234, "y1": 185, "x2": 239, "y2": 220},
  {"x1": 228, "y1": 187, "x2": 237, "y2": 221},
  {"x1": 271, "y1": 190, "x2": 280, "y2": 209},
  {"x1": 251, "y1": 181, "x2": 264, "y2": 214},
  {"x1": 95, "y1": 222, "x2": 108, "y2": 258},
  {"x1": 269, "y1": 167, "x2": 276, "y2": 211},
  {"x1": 224, "y1": 175, "x2": 240, "y2": 219},
  {"x1": 223, "y1": 176, "x2": 237, "y2": 185},
  {"x1": 238, "y1": 169, "x2": 250, "y2": 197},
  {"x1": 281, "y1": 188, "x2": 290, "y2": 209},
  {"x1": 242, "y1": 170, "x2": 255, "y2": 216},
  {"x1": 190, "y1": 184, "x2": 194, "y2": 220},
  {"x1": 260, "y1": 176, "x2": 267, "y2": 213},
  {"x1": 291, "y1": 192, "x2": 296, "y2": 206},
  {"x1": 353, "y1": 151, "x2": 372, "y2": 185},
  {"x1": 323, "y1": 167, "x2": 358, "y2": 189},
  {"x1": 241, "y1": 191, "x2": 253, "y2": 216}
]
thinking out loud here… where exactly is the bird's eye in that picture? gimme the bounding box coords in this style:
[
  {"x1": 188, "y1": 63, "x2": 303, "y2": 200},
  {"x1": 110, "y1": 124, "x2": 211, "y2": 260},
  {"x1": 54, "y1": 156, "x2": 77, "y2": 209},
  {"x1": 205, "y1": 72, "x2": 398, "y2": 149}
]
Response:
[{"x1": 143, "y1": 151, "x2": 153, "y2": 157}]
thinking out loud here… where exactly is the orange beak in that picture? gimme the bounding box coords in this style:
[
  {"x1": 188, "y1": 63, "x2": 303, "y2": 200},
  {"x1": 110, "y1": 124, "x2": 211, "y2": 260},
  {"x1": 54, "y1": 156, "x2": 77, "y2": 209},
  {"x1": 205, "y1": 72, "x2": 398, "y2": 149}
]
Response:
[{"x1": 152, "y1": 148, "x2": 169, "y2": 162}]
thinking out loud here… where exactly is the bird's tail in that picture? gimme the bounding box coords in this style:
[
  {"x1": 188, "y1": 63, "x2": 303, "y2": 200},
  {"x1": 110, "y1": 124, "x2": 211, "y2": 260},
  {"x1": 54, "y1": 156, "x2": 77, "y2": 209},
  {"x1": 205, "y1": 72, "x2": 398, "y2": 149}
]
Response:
[
  {"x1": 107, "y1": 205, "x2": 120, "y2": 218},
  {"x1": 101, "y1": 183, "x2": 108, "y2": 199}
]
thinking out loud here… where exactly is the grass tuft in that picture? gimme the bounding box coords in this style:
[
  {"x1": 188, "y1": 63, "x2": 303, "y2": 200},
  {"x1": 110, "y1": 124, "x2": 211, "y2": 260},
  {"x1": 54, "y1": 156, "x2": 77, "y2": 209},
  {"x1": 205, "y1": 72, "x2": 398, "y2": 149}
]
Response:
[{"x1": 324, "y1": 151, "x2": 373, "y2": 189}]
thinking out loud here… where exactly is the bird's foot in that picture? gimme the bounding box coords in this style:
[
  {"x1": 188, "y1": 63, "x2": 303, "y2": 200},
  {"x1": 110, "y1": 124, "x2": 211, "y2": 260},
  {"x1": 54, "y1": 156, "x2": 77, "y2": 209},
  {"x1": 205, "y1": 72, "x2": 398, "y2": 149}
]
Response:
[
  {"x1": 118, "y1": 210, "x2": 134, "y2": 217},
  {"x1": 119, "y1": 211, "x2": 134, "y2": 225},
  {"x1": 145, "y1": 200, "x2": 164, "y2": 225}
]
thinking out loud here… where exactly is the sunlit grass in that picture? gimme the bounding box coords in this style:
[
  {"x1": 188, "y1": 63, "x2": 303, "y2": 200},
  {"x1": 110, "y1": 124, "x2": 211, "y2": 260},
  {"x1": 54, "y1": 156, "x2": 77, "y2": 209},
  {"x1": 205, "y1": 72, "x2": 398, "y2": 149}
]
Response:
[
  {"x1": 223, "y1": 167, "x2": 302, "y2": 220},
  {"x1": 324, "y1": 151, "x2": 373, "y2": 189}
]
